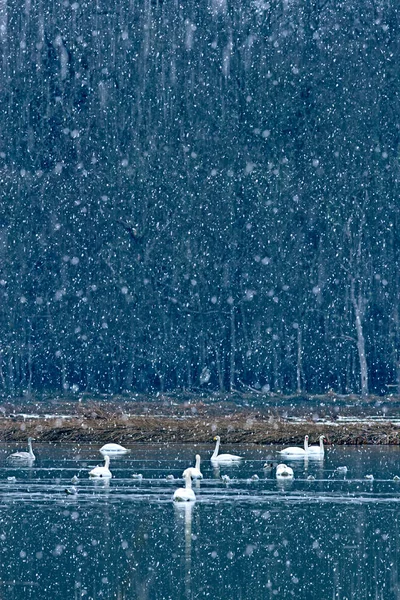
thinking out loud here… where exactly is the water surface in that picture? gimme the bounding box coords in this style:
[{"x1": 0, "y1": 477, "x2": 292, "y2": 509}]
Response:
[{"x1": 0, "y1": 442, "x2": 399, "y2": 599}]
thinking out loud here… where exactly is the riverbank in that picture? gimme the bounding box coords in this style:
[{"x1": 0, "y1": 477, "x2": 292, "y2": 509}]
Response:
[{"x1": 0, "y1": 391, "x2": 399, "y2": 444}]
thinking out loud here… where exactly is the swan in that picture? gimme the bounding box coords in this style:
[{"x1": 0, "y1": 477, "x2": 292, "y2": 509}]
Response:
[
  {"x1": 276, "y1": 463, "x2": 294, "y2": 479},
  {"x1": 7, "y1": 437, "x2": 35, "y2": 462},
  {"x1": 307, "y1": 435, "x2": 325, "y2": 456},
  {"x1": 89, "y1": 455, "x2": 112, "y2": 478},
  {"x1": 173, "y1": 471, "x2": 196, "y2": 502},
  {"x1": 365, "y1": 474, "x2": 374, "y2": 481},
  {"x1": 278, "y1": 435, "x2": 309, "y2": 457},
  {"x1": 211, "y1": 436, "x2": 242, "y2": 464},
  {"x1": 182, "y1": 454, "x2": 203, "y2": 479},
  {"x1": 100, "y1": 443, "x2": 129, "y2": 454}
]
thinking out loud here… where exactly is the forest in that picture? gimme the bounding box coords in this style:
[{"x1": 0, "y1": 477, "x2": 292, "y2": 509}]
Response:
[{"x1": 0, "y1": 0, "x2": 399, "y2": 397}]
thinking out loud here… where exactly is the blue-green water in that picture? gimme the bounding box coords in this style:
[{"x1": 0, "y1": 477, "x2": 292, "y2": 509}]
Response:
[{"x1": 0, "y1": 442, "x2": 400, "y2": 599}]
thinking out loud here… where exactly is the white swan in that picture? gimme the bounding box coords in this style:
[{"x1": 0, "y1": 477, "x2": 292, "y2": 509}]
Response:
[
  {"x1": 183, "y1": 454, "x2": 203, "y2": 479},
  {"x1": 211, "y1": 436, "x2": 242, "y2": 464},
  {"x1": 278, "y1": 435, "x2": 308, "y2": 457},
  {"x1": 307, "y1": 435, "x2": 325, "y2": 456},
  {"x1": 89, "y1": 455, "x2": 112, "y2": 478},
  {"x1": 7, "y1": 437, "x2": 35, "y2": 462},
  {"x1": 173, "y1": 471, "x2": 196, "y2": 502},
  {"x1": 100, "y1": 443, "x2": 129, "y2": 454},
  {"x1": 276, "y1": 463, "x2": 294, "y2": 479}
]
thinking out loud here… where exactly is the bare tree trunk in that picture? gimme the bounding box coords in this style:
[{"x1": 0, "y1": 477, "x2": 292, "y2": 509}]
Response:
[
  {"x1": 296, "y1": 327, "x2": 303, "y2": 394},
  {"x1": 215, "y1": 346, "x2": 224, "y2": 392},
  {"x1": 229, "y1": 304, "x2": 236, "y2": 391},
  {"x1": 350, "y1": 277, "x2": 369, "y2": 396}
]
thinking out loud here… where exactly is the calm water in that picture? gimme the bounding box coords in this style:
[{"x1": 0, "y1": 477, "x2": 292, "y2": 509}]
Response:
[{"x1": 0, "y1": 441, "x2": 400, "y2": 599}]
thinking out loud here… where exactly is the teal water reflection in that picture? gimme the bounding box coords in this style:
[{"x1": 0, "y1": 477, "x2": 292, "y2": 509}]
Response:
[{"x1": 0, "y1": 443, "x2": 399, "y2": 599}]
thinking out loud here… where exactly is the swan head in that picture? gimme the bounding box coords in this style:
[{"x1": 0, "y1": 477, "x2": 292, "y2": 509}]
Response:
[{"x1": 213, "y1": 435, "x2": 220, "y2": 442}]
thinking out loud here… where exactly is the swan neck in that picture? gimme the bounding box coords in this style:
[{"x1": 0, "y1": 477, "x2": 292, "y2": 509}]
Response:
[
  {"x1": 195, "y1": 455, "x2": 200, "y2": 469},
  {"x1": 184, "y1": 473, "x2": 193, "y2": 489},
  {"x1": 304, "y1": 436, "x2": 308, "y2": 451},
  {"x1": 105, "y1": 456, "x2": 110, "y2": 468},
  {"x1": 212, "y1": 438, "x2": 220, "y2": 458}
]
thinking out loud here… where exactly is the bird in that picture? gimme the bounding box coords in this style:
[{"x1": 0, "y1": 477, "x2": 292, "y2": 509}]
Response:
[
  {"x1": 263, "y1": 462, "x2": 275, "y2": 471},
  {"x1": 71, "y1": 475, "x2": 79, "y2": 484},
  {"x1": 165, "y1": 474, "x2": 175, "y2": 481},
  {"x1": 89, "y1": 455, "x2": 112, "y2": 478},
  {"x1": 336, "y1": 466, "x2": 348, "y2": 475},
  {"x1": 307, "y1": 475, "x2": 316, "y2": 481},
  {"x1": 250, "y1": 474, "x2": 260, "y2": 481},
  {"x1": 131, "y1": 473, "x2": 143, "y2": 480},
  {"x1": 221, "y1": 474, "x2": 231, "y2": 483},
  {"x1": 365, "y1": 474, "x2": 374, "y2": 481},
  {"x1": 276, "y1": 464, "x2": 294, "y2": 479},
  {"x1": 278, "y1": 435, "x2": 308, "y2": 458},
  {"x1": 393, "y1": 475, "x2": 400, "y2": 481},
  {"x1": 6, "y1": 437, "x2": 35, "y2": 462},
  {"x1": 64, "y1": 486, "x2": 78, "y2": 495},
  {"x1": 7, "y1": 476, "x2": 16, "y2": 483},
  {"x1": 182, "y1": 454, "x2": 203, "y2": 479},
  {"x1": 173, "y1": 471, "x2": 196, "y2": 502},
  {"x1": 211, "y1": 436, "x2": 242, "y2": 464},
  {"x1": 100, "y1": 443, "x2": 129, "y2": 454},
  {"x1": 307, "y1": 435, "x2": 325, "y2": 457}
]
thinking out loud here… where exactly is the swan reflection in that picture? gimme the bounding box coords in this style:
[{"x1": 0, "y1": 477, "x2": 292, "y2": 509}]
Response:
[{"x1": 174, "y1": 501, "x2": 195, "y2": 599}]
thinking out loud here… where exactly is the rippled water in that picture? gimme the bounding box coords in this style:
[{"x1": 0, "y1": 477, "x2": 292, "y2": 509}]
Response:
[{"x1": 0, "y1": 441, "x2": 400, "y2": 599}]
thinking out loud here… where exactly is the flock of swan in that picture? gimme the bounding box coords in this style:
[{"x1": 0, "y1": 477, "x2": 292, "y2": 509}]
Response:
[{"x1": 5, "y1": 433, "x2": 383, "y2": 501}]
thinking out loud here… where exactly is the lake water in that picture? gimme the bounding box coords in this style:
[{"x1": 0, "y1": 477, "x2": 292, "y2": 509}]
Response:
[{"x1": 0, "y1": 441, "x2": 400, "y2": 599}]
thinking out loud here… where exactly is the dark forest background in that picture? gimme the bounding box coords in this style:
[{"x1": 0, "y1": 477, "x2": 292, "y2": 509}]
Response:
[{"x1": 0, "y1": 0, "x2": 399, "y2": 397}]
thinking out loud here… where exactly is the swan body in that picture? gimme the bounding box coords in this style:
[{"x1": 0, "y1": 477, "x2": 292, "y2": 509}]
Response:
[
  {"x1": 211, "y1": 436, "x2": 242, "y2": 464},
  {"x1": 7, "y1": 437, "x2": 35, "y2": 462},
  {"x1": 276, "y1": 463, "x2": 294, "y2": 479},
  {"x1": 221, "y1": 474, "x2": 231, "y2": 483},
  {"x1": 89, "y1": 455, "x2": 112, "y2": 478},
  {"x1": 183, "y1": 454, "x2": 203, "y2": 479},
  {"x1": 173, "y1": 472, "x2": 196, "y2": 502},
  {"x1": 307, "y1": 435, "x2": 325, "y2": 456},
  {"x1": 100, "y1": 443, "x2": 129, "y2": 454},
  {"x1": 278, "y1": 435, "x2": 308, "y2": 457}
]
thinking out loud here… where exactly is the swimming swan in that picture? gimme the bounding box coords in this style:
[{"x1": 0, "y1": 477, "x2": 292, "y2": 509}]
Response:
[
  {"x1": 100, "y1": 443, "x2": 129, "y2": 454},
  {"x1": 276, "y1": 463, "x2": 294, "y2": 479},
  {"x1": 173, "y1": 471, "x2": 196, "y2": 502},
  {"x1": 278, "y1": 435, "x2": 309, "y2": 457},
  {"x1": 306, "y1": 435, "x2": 325, "y2": 456},
  {"x1": 211, "y1": 436, "x2": 242, "y2": 464},
  {"x1": 89, "y1": 455, "x2": 112, "y2": 478},
  {"x1": 183, "y1": 454, "x2": 203, "y2": 479},
  {"x1": 7, "y1": 437, "x2": 35, "y2": 462}
]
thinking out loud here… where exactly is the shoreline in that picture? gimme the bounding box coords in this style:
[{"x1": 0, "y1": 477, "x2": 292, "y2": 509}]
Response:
[
  {"x1": 0, "y1": 393, "x2": 399, "y2": 445},
  {"x1": 0, "y1": 415, "x2": 399, "y2": 446}
]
